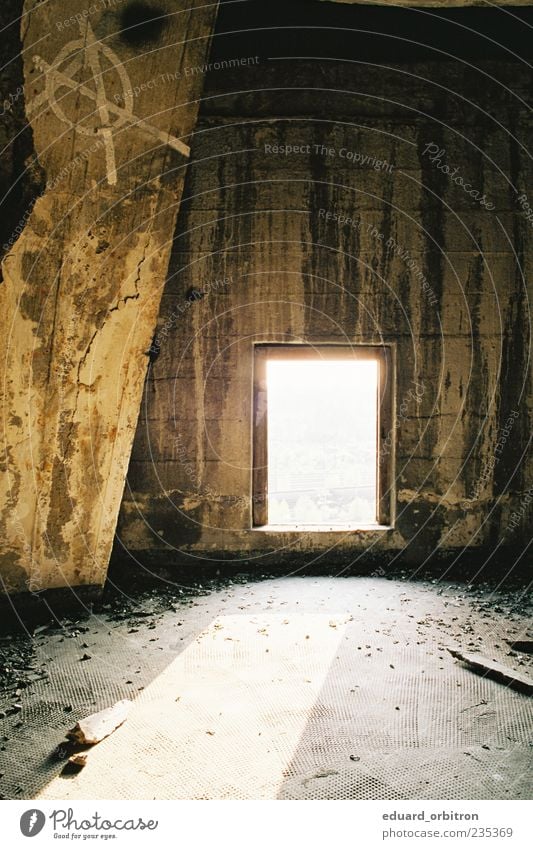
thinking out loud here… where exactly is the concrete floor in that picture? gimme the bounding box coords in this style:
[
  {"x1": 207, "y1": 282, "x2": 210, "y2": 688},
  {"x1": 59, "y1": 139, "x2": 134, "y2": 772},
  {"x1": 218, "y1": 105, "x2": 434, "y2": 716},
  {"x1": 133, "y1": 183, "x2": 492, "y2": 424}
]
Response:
[{"x1": 0, "y1": 576, "x2": 531, "y2": 800}]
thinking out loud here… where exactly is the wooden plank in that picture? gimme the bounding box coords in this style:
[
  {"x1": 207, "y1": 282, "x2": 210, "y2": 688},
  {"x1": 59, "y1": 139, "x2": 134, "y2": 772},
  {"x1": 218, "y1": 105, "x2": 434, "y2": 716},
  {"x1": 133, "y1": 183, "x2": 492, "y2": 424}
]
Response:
[
  {"x1": 448, "y1": 649, "x2": 533, "y2": 695},
  {"x1": 254, "y1": 344, "x2": 388, "y2": 361},
  {"x1": 506, "y1": 640, "x2": 533, "y2": 654}
]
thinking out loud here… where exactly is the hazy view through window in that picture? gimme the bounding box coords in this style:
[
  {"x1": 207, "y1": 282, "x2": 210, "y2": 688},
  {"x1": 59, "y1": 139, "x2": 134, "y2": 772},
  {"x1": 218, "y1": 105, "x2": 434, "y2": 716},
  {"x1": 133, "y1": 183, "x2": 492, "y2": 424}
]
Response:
[{"x1": 267, "y1": 358, "x2": 378, "y2": 526}]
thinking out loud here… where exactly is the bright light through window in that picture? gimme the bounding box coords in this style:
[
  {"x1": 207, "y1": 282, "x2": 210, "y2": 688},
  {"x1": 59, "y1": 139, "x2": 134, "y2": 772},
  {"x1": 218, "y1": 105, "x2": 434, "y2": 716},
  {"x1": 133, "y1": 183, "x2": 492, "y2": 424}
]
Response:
[{"x1": 266, "y1": 359, "x2": 378, "y2": 525}]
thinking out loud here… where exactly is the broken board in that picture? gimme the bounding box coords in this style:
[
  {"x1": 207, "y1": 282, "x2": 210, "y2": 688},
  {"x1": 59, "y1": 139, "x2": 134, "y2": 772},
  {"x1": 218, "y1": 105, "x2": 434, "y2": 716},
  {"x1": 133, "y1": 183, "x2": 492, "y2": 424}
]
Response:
[{"x1": 449, "y1": 649, "x2": 533, "y2": 695}]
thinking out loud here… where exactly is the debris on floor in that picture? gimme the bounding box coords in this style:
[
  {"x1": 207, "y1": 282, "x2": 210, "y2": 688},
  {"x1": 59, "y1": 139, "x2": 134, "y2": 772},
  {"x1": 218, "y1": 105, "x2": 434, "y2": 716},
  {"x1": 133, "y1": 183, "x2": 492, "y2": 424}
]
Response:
[
  {"x1": 67, "y1": 753, "x2": 88, "y2": 769},
  {"x1": 59, "y1": 751, "x2": 89, "y2": 776},
  {"x1": 67, "y1": 699, "x2": 133, "y2": 745},
  {"x1": 0, "y1": 574, "x2": 531, "y2": 800}
]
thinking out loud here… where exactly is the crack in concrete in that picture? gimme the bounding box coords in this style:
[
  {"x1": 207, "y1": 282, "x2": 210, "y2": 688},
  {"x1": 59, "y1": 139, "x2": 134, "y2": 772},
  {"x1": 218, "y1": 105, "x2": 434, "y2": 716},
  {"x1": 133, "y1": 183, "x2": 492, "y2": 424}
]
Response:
[
  {"x1": 109, "y1": 242, "x2": 148, "y2": 314},
  {"x1": 76, "y1": 326, "x2": 99, "y2": 389}
]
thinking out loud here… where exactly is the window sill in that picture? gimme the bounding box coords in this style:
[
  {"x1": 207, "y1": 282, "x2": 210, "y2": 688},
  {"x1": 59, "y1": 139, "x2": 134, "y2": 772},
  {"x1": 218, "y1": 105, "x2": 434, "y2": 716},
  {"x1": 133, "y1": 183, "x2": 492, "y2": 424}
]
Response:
[{"x1": 252, "y1": 523, "x2": 393, "y2": 533}]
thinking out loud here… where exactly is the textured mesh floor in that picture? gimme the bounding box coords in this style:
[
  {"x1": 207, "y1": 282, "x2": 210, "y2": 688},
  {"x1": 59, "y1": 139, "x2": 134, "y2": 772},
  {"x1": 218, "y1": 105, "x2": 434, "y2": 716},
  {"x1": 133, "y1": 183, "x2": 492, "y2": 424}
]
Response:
[{"x1": 0, "y1": 577, "x2": 531, "y2": 800}]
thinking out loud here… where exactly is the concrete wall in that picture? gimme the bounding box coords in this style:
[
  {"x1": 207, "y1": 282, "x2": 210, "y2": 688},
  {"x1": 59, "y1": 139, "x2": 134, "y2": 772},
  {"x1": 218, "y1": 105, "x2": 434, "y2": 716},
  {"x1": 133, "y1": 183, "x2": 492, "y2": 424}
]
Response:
[{"x1": 115, "y1": 57, "x2": 532, "y2": 568}]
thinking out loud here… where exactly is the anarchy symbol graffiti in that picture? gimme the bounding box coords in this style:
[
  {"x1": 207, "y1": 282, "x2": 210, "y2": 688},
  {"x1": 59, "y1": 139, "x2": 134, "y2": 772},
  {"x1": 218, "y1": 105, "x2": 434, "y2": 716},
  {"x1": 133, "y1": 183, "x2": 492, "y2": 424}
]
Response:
[{"x1": 28, "y1": 21, "x2": 190, "y2": 185}]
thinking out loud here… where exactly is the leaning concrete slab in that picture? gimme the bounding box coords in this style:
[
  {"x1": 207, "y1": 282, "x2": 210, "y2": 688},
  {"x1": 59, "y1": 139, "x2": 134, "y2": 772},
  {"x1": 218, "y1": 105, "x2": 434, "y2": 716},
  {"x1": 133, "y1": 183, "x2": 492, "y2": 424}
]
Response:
[{"x1": 0, "y1": 0, "x2": 219, "y2": 593}]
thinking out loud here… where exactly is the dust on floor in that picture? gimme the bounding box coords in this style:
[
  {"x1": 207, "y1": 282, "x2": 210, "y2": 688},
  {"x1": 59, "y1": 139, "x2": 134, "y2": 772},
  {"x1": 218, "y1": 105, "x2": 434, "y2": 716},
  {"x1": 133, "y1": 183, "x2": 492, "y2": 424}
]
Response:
[{"x1": 0, "y1": 575, "x2": 531, "y2": 799}]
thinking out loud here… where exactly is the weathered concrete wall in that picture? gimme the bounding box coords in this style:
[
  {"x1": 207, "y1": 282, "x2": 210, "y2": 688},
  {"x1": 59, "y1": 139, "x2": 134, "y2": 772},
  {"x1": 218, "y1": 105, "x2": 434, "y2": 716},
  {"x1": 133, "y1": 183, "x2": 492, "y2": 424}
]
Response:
[
  {"x1": 0, "y1": 0, "x2": 219, "y2": 593},
  {"x1": 116, "y1": 57, "x2": 532, "y2": 567}
]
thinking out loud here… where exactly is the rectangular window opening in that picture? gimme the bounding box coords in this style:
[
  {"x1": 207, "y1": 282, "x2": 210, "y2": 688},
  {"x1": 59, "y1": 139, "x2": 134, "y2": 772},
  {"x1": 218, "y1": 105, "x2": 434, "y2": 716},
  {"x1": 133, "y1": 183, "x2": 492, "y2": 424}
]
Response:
[{"x1": 253, "y1": 345, "x2": 392, "y2": 530}]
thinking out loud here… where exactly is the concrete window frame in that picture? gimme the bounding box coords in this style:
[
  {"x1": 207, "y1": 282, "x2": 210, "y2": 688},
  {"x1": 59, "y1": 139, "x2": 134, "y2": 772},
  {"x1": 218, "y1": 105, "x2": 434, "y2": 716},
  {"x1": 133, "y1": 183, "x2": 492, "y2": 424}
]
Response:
[{"x1": 252, "y1": 344, "x2": 394, "y2": 530}]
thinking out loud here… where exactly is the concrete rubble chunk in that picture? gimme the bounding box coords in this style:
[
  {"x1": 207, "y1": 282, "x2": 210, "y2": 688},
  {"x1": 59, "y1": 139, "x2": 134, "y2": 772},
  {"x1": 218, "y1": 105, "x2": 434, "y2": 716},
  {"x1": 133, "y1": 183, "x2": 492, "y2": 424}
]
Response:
[
  {"x1": 68, "y1": 753, "x2": 88, "y2": 768},
  {"x1": 67, "y1": 699, "x2": 133, "y2": 745}
]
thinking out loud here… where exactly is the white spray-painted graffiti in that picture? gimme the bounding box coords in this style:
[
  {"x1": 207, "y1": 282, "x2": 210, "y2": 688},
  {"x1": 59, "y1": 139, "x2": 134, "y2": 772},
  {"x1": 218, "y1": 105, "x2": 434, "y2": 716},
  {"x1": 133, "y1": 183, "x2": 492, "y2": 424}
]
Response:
[{"x1": 28, "y1": 21, "x2": 190, "y2": 186}]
